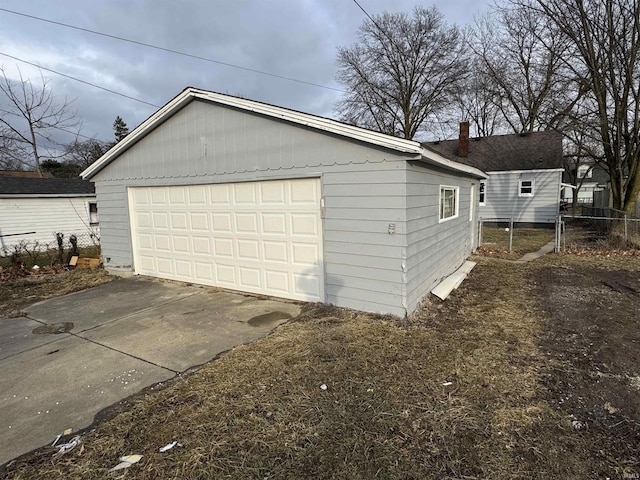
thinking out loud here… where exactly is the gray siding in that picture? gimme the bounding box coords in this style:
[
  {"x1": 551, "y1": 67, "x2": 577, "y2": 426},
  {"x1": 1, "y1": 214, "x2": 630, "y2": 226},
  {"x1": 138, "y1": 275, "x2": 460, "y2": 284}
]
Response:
[
  {"x1": 93, "y1": 99, "x2": 411, "y2": 316},
  {"x1": 405, "y1": 162, "x2": 477, "y2": 313},
  {"x1": 93, "y1": 98, "x2": 480, "y2": 316},
  {"x1": 480, "y1": 170, "x2": 562, "y2": 224}
]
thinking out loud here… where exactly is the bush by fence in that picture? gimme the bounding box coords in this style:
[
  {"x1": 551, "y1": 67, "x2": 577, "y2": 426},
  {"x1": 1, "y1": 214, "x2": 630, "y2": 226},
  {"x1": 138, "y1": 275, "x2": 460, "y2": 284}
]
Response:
[{"x1": 0, "y1": 232, "x2": 101, "y2": 268}]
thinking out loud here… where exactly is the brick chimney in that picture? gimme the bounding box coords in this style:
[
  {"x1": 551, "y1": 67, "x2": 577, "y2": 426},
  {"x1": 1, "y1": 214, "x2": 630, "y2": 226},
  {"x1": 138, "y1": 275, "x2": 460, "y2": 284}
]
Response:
[{"x1": 458, "y1": 121, "x2": 470, "y2": 157}]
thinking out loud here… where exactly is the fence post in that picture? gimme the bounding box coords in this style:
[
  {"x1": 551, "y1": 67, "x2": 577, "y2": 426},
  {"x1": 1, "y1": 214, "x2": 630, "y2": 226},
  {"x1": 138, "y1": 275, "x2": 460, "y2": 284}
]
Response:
[
  {"x1": 555, "y1": 215, "x2": 561, "y2": 253},
  {"x1": 624, "y1": 213, "x2": 628, "y2": 240},
  {"x1": 478, "y1": 218, "x2": 483, "y2": 246},
  {"x1": 508, "y1": 218, "x2": 513, "y2": 252}
]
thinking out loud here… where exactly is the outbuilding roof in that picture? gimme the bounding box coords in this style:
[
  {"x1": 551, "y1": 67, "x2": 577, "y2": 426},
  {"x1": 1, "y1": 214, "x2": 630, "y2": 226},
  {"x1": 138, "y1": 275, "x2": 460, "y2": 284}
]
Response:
[
  {"x1": 425, "y1": 131, "x2": 564, "y2": 172},
  {"x1": 0, "y1": 177, "x2": 95, "y2": 197},
  {"x1": 82, "y1": 87, "x2": 486, "y2": 180}
]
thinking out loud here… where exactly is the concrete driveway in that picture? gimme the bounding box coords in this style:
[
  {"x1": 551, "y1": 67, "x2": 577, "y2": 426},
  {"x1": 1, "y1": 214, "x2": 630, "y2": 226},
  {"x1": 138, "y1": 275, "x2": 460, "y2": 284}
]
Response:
[{"x1": 0, "y1": 277, "x2": 300, "y2": 466}]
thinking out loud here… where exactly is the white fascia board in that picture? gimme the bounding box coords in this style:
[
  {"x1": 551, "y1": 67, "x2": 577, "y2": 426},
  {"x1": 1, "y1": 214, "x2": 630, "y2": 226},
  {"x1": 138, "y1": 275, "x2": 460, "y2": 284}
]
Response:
[
  {"x1": 419, "y1": 147, "x2": 487, "y2": 179},
  {"x1": 82, "y1": 88, "x2": 424, "y2": 179},
  {"x1": 487, "y1": 168, "x2": 565, "y2": 174}
]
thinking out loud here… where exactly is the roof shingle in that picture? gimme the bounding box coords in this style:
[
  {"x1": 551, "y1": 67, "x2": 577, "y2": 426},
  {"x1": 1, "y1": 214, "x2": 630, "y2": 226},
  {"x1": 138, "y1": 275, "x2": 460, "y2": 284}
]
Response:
[
  {"x1": 425, "y1": 130, "x2": 563, "y2": 171},
  {"x1": 0, "y1": 177, "x2": 95, "y2": 195}
]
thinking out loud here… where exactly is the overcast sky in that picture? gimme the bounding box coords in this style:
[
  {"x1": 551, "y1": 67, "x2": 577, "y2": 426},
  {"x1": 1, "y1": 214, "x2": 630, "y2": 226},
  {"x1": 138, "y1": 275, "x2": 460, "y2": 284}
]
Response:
[{"x1": 0, "y1": 0, "x2": 493, "y2": 147}]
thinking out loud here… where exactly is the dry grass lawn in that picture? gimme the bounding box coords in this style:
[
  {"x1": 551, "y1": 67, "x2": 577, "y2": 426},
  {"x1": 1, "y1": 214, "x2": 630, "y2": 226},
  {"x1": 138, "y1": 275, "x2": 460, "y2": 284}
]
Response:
[
  {"x1": 3, "y1": 255, "x2": 640, "y2": 479},
  {"x1": 478, "y1": 227, "x2": 555, "y2": 260}
]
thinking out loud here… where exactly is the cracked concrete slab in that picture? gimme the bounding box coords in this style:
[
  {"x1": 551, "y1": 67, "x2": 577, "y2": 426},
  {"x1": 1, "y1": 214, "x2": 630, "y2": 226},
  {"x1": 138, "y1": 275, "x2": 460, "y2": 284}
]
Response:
[{"x1": 0, "y1": 277, "x2": 301, "y2": 466}]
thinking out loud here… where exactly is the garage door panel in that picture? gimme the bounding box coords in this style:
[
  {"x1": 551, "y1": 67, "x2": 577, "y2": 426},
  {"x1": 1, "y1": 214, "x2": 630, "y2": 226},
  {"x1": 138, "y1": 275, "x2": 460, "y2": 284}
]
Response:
[
  {"x1": 265, "y1": 270, "x2": 289, "y2": 293},
  {"x1": 152, "y1": 212, "x2": 169, "y2": 229},
  {"x1": 190, "y1": 213, "x2": 209, "y2": 231},
  {"x1": 234, "y1": 183, "x2": 256, "y2": 204},
  {"x1": 264, "y1": 241, "x2": 287, "y2": 263},
  {"x1": 210, "y1": 184, "x2": 231, "y2": 204},
  {"x1": 236, "y1": 213, "x2": 258, "y2": 233},
  {"x1": 262, "y1": 213, "x2": 287, "y2": 235},
  {"x1": 188, "y1": 185, "x2": 207, "y2": 204},
  {"x1": 292, "y1": 243, "x2": 319, "y2": 266},
  {"x1": 216, "y1": 264, "x2": 236, "y2": 284},
  {"x1": 171, "y1": 212, "x2": 188, "y2": 229},
  {"x1": 194, "y1": 262, "x2": 213, "y2": 282},
  {"x1": 168, "y1": 188, "x2": 186, "y2": 204},
  {"x1": 291, "y1": 213, "x2": 318, "y2": 236},
  {"x1": 213, "y1": 238, "x2": 234, "y2": 257},
  {"x1": 212, "y1": 213, "x2": 232, "y2": 233},
  {"x1": 237, "y1": 239, "x2": 259, "y2": 260},
  {"x1": 154, "y1": 235, "x2": 171, "y2": 251},
  {"x1": 173, "y1": 235, "x2": 190, "y2": 253},
  {"x1": 156, "y1": 257, "x2": 173, "y2": 275},
  {"x1": 175, "y1": 260, "x2": 192, "y2": 277},
  {"x1": 130, "y1": 179, "x2": 323, "y2": 301},
  {"x1": 150, "y1": 188, "x2": 167, "y2": 205},
  {"x1": 239, "y1": 266, "x2": 261, "y2": 288},
  {"x1": 261, "y1": 181, "x2": 285, "y2": 204}
]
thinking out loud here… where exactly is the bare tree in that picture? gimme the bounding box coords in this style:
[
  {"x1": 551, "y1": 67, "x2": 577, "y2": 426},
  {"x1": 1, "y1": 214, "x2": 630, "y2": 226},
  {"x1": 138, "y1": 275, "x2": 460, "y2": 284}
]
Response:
[
  {"x1": 473, "y1": 4, "x2": 580, "y2": 134},
  {"x1": 336, "y1": 6, "x2": 468, "y2": 140},
  {"x1": 516, "y1": 0, "x2": 640, "y2": 214},
  {"x1": 0, "y1": 67, "x2": 80, "y2": 176}
]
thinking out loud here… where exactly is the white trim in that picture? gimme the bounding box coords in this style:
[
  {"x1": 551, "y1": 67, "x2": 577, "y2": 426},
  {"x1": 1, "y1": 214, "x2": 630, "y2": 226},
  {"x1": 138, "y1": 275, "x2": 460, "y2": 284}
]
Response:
[
  {"x1": 82, "y1": 87, "x2": 487, "y2": 180},
  {"x1": 439, "y1": 185, "x2": 459, "y2": 222},
  {"x1": 487, "y1": 168, "x2": 564, "y2": 174},
  {"x1": 518, "y1": 178, "x2": 535, "y2": 197}
]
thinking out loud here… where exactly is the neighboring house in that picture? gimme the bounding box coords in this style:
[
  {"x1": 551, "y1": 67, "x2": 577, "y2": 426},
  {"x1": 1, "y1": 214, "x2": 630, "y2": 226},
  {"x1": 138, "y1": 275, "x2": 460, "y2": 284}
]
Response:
[
  {"x1": 426, "y1": 123, "x2": 564, "y2": 226},
  {"x1": 0, "y1": 176, "x2": 99, "y2": 253},
  {"x1": 561, "y1": 161, "x2": 609, "y2": 206},
  {"x1": 82, "y1": 87, "x2": 486, "y2": 317}
]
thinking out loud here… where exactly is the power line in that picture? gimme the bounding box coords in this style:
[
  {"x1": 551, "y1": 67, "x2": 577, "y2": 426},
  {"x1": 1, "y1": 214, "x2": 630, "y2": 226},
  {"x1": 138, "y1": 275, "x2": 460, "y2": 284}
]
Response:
[
  {"x1": 351, "y1": 0, "x2": 386, "y2": 33},
  {"x1": 0, "y1": 6, "x2": 345, "y2": 94},
  {"x1": 0, "y1": 51, "x2": 160, "y2": 108}
]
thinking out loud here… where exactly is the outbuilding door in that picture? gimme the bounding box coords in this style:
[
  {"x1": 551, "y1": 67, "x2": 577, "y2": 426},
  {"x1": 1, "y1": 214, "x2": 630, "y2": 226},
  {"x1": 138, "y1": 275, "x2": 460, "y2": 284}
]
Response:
[{"x1": 128, "y1": 178, "x2": 324, "y2": 302}]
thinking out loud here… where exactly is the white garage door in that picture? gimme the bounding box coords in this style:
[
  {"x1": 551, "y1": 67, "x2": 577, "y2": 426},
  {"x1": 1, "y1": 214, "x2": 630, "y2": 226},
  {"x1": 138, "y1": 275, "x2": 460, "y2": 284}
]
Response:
[{"x1": 128, "y1": 178, "x2": 324, "y2": 301}]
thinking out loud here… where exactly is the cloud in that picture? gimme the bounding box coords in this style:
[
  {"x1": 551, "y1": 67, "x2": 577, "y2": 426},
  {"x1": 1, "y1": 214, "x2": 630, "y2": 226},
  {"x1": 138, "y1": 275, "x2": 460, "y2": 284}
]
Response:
[{"x1": 0, "y1": 0, "x2": 491, "y2": 145}]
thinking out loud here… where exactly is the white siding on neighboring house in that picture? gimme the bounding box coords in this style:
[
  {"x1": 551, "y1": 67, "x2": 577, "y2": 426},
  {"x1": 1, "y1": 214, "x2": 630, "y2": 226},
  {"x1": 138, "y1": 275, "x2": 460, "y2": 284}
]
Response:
[
  {"x1": 479, "y1": 169, "x2": 562, "y2": 224},
  {"x1": 0, "y1": 196, "x2": 99, "y2": 253}
]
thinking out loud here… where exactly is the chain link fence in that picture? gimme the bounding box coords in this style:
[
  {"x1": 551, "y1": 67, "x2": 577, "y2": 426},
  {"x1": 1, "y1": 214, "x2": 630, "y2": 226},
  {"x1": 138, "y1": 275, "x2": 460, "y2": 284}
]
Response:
[
  {"x1": 478, "y1": 218, "x2": 556, "y2": 258},
  {"x1": 0, "y1": 232, "x2": 101, "y2": 268},
  {"x1": 555, "y1": 207, "x2": 640, "y2": 251}
]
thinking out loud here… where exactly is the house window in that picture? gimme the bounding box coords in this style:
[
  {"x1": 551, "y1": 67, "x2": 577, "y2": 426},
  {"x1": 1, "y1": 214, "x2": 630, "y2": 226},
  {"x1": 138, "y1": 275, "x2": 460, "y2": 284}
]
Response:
[
  {"x1": 89, "y1": 202, "x2": 99, "y2": 225},
  {"x1": 439, "y1": 186, "x2": 459, "y2": 222},
  {"x1": 479, "y1": 180, "x2": 486, "y2": 206},
  {"x1": 577, "y1": 165, "x2": 593, "y2": 179},
  {"x1": 519, "y1": 178, "x2": 535, "y2": 197}
]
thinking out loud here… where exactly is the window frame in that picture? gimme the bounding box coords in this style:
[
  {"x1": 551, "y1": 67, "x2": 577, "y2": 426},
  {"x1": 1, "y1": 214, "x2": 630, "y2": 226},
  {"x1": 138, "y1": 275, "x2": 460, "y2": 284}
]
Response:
[
  {"x1": 518, "y1": 178, "x2": 535, "y2": 197},
  {"x1": 88, "y1": 202, "x2": 99, "y2": 226},
  {"x1": 577, "y1": 164, "x2": 593, "y2": 179},
  {"x1": 479, "y1": 180, "x2": 486, "y2": 206},
  {"x1": 439, "y1": 185, "x2": 459, "y2": 222}
]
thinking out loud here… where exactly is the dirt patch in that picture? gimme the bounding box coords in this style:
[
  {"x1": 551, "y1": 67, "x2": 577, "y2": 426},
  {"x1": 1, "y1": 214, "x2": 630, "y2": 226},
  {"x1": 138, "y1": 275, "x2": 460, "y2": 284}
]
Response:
[
  {"x1": 0, "y1": 268, "x2": 113, "y2": 319},
  {"x1": 533, "y1": 262, "x2": 640, "y2": 476},
  {"x1": 31, "y1": 322, "x2": 74, "y2": 334}
]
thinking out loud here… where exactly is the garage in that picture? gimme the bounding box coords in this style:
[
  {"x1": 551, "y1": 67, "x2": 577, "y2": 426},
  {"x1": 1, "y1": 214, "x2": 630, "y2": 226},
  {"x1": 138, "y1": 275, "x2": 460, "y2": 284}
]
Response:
[
  {"x1": 128, "y1": 178, "x2": 324, "y2": 301},
  {"x1": 83, "y1": 88, "x2": 485, "y2": 316}
]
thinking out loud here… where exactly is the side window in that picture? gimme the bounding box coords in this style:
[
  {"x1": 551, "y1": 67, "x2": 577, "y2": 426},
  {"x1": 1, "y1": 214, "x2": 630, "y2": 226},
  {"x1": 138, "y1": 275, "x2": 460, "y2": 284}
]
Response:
[
  {"x1": 519, "y1": 178, "x2": 535, "y2": 197},
  {"x1": 439, "y1": 186, "x2": 459, "y2": 222},
  {"x1": 479, "y1": 180, "x2": 486, "y2": 206},
  {"x1": 89, "y1": 202, "x2": 99, "y2": 225}
]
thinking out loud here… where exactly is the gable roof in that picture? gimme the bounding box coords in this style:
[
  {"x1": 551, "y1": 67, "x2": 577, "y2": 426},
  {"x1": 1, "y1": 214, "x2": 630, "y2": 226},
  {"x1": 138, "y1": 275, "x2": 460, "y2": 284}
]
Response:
[
  {"x1": 82, "y1": 87, "x2": 485, "y2": 180},
  {"x1": 0, "y1": 177, "x2": 95, "y2": 197},
  {"x1": 425, "y1": 131, "x2": 563, "y2": 172}
]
